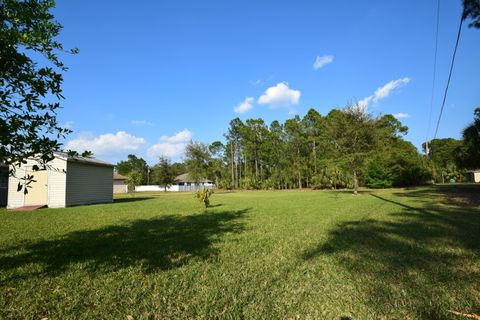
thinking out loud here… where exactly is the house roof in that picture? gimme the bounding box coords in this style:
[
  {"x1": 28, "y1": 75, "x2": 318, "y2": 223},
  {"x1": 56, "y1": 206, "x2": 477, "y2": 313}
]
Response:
[
  {"x1": 113, "y1": 173, "x2": 128, "y2": 180},
  {"x1": 175, "y1": 173, "x2": 212, "y2": 183},
  {"x1": 53, "y1": 151, "x2": 114, "y2": 167}
]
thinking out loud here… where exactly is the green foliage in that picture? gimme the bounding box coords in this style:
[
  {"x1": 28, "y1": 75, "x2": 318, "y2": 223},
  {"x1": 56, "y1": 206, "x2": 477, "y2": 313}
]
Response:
[
  {"x1": 463, "y1": 0, "x2": 480, "y2": 28},
  {"x1": 116, "y1": 154, "x2": 149, "y2": 184},
  {"x1": 170, "y1": 162, "x2": 187, "y2": 177},
  {"x1": 457, "y1": 108, "x2": 480, "y2": 169},
  {"x1": 195, "y1": 187, "x2": 213, "y2": 208},
  {"x1": 326, "y1": 104, "x2": 378, "y2": 194},
  {"x1": 125, "y1": 171, "x2": 142, "y2": 193},
  {"x1": 185, "y1": 141, "x2": 211, "y2": 183},
  {"x1": 66, "y1": 149, "x2": 94, "y2": 158},
  {"x1": 219, "y1": 105, "x2": 431, "y2": 191},
  {"x1": 151, "y1": 156, "x2": 175, "y2": 191},
  {"x1": 311, "y1": 166, "x2": 352, "y2": 190},
  {"x1": 365, "y1": 161, "x2": 393, "y2": 189},
  {"x1": 1, "y1": 0, "x2": 77, "y2": 187}
]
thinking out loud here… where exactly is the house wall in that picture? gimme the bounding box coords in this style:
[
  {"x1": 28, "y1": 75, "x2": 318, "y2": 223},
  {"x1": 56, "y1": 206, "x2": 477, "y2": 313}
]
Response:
[
  {"x1": 46, "y1": 157, "x2": 67, "y2": 208},
  {"x1": 7, "y1": 158, "x2": 67, "y2": 209},
  {"x1": 113, "y1": 180, "x2": 128, "y2": 193},
  {"x1": 474, "y1": 172, "x2": 480, "y2": 183},
  {"x1": 65, "y1": 161, "x2": 113, "y2": 206}
]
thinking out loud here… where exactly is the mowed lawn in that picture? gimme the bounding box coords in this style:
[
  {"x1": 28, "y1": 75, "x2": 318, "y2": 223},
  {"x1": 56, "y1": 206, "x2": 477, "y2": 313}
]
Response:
[{"x1": 1, "y1": 187, "x2": 479, "y2": 319}]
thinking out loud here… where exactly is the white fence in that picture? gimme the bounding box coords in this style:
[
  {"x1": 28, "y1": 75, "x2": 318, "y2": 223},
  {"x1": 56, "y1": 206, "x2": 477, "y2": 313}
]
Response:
[{"x1": 135, "y1": 183, "x2": 215, "y2": 192}]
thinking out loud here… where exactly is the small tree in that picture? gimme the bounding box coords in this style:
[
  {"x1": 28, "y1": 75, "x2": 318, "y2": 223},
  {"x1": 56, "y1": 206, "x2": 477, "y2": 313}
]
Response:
[
  {"x1": 126, "y1": 171, "x2": 142, "y2": 194},
  {"x1": 151, "y1": 156, "x2": 175, "y2": 192},
  {"x1": 195, "y1": 188, "x2": 214, "y2": 208}
]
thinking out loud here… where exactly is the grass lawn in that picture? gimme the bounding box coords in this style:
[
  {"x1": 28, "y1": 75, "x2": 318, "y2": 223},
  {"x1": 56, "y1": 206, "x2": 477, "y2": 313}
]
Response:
[{"x1": 1, "y1": 186, "x2": 479, "y2": 319}]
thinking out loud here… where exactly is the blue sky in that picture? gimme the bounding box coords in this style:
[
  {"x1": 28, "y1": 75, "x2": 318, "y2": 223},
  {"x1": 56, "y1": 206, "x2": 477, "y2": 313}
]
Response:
[{"x1": 52, "y1": 1, "x2": 480, "y2": 164}]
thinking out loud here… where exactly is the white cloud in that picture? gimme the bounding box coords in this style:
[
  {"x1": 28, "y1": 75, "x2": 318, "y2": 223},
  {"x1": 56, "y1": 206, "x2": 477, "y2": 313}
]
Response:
[
  {"x1": 148, "y1": 129, "x2": 193, "y2": 158},
  {"x1": 66, "y1": 131, "x2": 146, "y2": 156},
  {"x1": 131, "y1": 120, "x2": 154, "y2": 126},
  {"x1": 159, "y1": 129, "x2": 192, "y2": 143},
  {"x1": 234, "y1": 97, "x2": 254, "y2": 114},
  {"x1": 147, "y1": 142, "x2": 187, "y2": 158},
  {"x1": 393, "y1": 113, "x2": 410, "y2": 119},
  {"x1": 62, "y1": 121, "x2": 74, "y2": 130},
  {"x1": 313, "y1": 55, "x2": 334, "y2": 70},
  {"x1": 359, "y1": 77, "x2": 411, "y2": 110},
  {"x1": 372, "y1": 77, "x2": 410, "y2": 103},
  {"x1": 258, "y1": 82, "x2": 301, "y2": 108}
]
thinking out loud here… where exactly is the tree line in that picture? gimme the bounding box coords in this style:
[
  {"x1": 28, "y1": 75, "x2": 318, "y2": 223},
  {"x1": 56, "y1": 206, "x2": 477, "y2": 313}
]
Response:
[
  {"x1": 116, "y1": 105, "x2": 479, "y2": 192},
  {"x1": 2, "y1": 0, "x2": 479, "y2": 194}
]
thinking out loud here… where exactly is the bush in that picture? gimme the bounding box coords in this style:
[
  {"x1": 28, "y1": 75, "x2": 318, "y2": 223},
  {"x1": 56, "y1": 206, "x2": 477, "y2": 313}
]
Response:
[
  {"x1": 195, "y1": 188, "x2": 214, "y2": 208},
  {"x1": 365, "y1": 161, "x2": 393, "y2": 189}
]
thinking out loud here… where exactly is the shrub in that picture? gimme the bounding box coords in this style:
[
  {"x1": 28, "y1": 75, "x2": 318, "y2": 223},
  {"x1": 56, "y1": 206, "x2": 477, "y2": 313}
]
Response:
[
  {"x1": 365, "y1": 161, "x2": 393, "y2": 189},
  {"x1": 195, "y1": 188, "x2": 214, "y2": 208}
]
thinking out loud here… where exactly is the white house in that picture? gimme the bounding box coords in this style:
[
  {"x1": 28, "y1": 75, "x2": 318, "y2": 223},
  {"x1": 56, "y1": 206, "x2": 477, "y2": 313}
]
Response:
[
  {"x1": 135, "y1": 173, "x2": 214, "y2": 192},
  {"x1": 113, "y1": 173, "x2": 128, "y2": 193},
  {"x1": 7, "y1": 152, "x2": 114, "y2": 209}
]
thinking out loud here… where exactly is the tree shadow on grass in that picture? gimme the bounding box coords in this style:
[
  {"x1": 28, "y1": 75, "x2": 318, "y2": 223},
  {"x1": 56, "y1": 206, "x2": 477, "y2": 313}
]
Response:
[
  {"x1": 113, "y1": 197, "x2": 154, "y2": 203},
  {"x1": 393, "y1": 184, "x2": 480, "y2": 207},
  {"x1": 301, "y1": 190, "x2": 480, "y2": 319},
  {"x1": 0, "y1": 209, "x2": 248, "y2": 283}
]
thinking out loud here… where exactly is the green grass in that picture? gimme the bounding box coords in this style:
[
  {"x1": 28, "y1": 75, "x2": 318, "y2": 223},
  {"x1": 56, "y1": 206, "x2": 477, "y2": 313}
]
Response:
[{"x1": 1, "y1": 186, "x2": 479, "y2": 319}]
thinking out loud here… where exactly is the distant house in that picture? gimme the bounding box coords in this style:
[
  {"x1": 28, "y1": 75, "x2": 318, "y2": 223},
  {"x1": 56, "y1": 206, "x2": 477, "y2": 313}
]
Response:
[
  {"x1": 113, "y1": 173, "x2": 128, "y2": 193},
  {"x1": 465, "y1": 169, "x2": 480, "y2": 183},
  {"x1": 171, "y1": 173, "x2": 214, "y2": 192},
  {"x1": 7, "y1": 152, "x2": 114, "y2": 209},
  {"x1": 135, "y1": 173, "x2": 214, "y2": 192}
]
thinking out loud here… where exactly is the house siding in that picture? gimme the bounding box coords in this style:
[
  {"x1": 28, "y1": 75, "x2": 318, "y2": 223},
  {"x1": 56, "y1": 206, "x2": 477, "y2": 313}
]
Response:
[
  {"x1": 47, "y1": 158, "x2": 67, "y2": 208},
  {"x1": 113, "y1": 180, "x2": 127, "y2": 193},
  {"x1": 7, "y1": 166, "x2": 25, "y2": 209},
  {"x1": 66, "y1": 161, "x2": 113, "y2": 206},
  {"x1": 7, "y1": 158, "x2": 67, "y2": 209}
]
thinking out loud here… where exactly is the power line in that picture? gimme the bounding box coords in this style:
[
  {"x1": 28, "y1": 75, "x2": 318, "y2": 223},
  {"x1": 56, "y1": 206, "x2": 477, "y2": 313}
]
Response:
[
  {"x1": 433, "y1": 11, "x2": 465, "y2": 140},
  {"x1": 425, "y1": 0, "x2": 440, "y2": 148}
]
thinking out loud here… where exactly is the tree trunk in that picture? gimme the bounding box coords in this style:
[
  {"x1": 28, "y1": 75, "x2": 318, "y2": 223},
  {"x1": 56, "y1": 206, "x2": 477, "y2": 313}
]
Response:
[
  {"x1": 260, "y1": 161, "x2": 263, "y2": 181},
  {"x1": 313, "y1": 140, "x2": 317, "y2": 174},
  {"x1": 245, "y1": 152, "x2": 247, "y2": 180},
  {"x1": 230, "y1": 143, "x2": 234, "y2": 189},
  {"x1": 238, "y1": 154, "x2": 242, "y2": 186},
  {"x1": 353, "y1": 169, "x2": 358, "y2": 195},
  {"x1": 255, "y1": 150, "x2": 258, "y2": 179}
]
